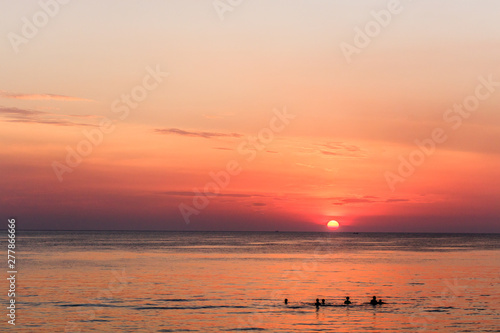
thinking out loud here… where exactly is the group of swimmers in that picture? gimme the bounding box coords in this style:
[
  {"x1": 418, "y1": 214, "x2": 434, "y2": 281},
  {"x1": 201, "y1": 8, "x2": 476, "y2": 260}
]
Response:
[{"x1": 284, "y1": 296, "x2": 386, "y2": 308}]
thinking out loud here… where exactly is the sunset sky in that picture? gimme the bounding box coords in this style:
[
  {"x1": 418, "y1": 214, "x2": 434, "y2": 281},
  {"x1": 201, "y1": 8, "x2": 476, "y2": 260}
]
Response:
[{"x1": 1, "y1": 0, "x2": 500, "y2": 232}]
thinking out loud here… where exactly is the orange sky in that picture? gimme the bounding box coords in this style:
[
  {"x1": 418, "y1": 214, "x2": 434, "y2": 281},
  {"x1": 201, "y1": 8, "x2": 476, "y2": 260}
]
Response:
[{"x1": 1, "y1": 0, "x2": 500, "y2": 231}]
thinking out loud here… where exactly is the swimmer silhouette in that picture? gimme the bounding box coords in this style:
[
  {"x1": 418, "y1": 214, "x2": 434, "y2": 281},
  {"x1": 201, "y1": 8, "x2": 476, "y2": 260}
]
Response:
[
  {"x1": 370, "y1": 296, "x2": 378, "y2": 305},
  {"x1": 377, "y1": 299, "x2": 385, "y2": 304},
  {"x1": 321, "y1": 299, "x2": 325, "y2": 306},
  {"x1": 344, "y1": 296, "x2": 351, "y2": 305},
  {"x1": 315, "y1": 298, "x2": 321, "y2": 308},
  {"x1": 284, "y1": 298, "x2": 288, "y2": 305}
]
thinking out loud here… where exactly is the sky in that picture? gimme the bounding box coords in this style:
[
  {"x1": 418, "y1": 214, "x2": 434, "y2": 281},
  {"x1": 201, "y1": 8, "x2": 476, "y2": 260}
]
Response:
[{"x1": 1, "y1": 0, "x2": 500, "y2": 232}]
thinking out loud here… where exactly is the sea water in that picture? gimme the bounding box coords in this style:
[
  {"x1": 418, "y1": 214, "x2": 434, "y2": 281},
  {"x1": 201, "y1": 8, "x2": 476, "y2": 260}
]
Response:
[{"x1": 16, "y1": 231, "x2": 500, "y2": 332}]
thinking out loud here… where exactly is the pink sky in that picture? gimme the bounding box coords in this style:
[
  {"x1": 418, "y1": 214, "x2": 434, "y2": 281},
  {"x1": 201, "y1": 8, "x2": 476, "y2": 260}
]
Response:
[{"x1": 1, "y1": 0, "x2": 500, "y2": 232}]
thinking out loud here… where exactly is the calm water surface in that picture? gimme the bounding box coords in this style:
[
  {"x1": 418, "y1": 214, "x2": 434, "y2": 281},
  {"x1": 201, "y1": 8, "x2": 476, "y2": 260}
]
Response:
[{"x1": 14, "y1": 232, "x2": 500, "y2": 332}]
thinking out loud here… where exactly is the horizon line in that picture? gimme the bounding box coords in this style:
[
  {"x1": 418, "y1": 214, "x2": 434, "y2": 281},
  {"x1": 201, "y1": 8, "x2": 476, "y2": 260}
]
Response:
[{"x1": 12, "y1": 229, "x2": 500, "y2": 235}]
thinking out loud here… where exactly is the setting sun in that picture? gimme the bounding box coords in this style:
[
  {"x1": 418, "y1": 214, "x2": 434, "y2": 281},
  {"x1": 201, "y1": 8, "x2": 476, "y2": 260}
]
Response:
[{"x1": 327, "y1": 220, "x2": 340, "y2": 229}]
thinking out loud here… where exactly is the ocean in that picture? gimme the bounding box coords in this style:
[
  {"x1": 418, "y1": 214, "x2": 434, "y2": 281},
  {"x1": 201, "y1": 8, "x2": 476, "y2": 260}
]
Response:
[{"x1": 15, "y1": 231, "x2": 500, "y2": 332}]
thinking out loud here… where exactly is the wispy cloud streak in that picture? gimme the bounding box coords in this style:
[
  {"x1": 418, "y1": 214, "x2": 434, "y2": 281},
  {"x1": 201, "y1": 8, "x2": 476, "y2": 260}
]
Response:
[
  {"x1": 0, "y1": 90, "x2": 94, "y2": 102},
  {"x1": 331, "y1": 195, "x2": 410, "y2": 205},
  {"x1": 319, "y1": 142, "x2": 365, "y2": 158},
  {"x1": 161, "y1": 191, "x2": 266, "y2": 198},
  {"x1": 155, "y1": 128, "x2": 243, "y2": 139},
  {"x1": 0, "y1": 106, "x2": 98, "y2": 127}
]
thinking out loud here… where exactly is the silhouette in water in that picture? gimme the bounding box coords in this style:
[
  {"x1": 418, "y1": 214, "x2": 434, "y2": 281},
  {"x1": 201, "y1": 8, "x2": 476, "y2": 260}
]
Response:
[
  {"x1": 315, "y1": 298, "x2": 321, "y2": 308},
  {"x1": 370, "y1": 296, "x2": 378, "y2": 305},
  {"x1": 344, "y1": 296, "x2": 351, "y2": 305},
  {"x1": 377, "y1": 299, "x2": 385, "y2": 304},
  {"x1": 321, "y1": 299, "x2": 325, "y2": 306},
  {"x1": 284, "y1": 299, "x2": 288, "y2": 305}
]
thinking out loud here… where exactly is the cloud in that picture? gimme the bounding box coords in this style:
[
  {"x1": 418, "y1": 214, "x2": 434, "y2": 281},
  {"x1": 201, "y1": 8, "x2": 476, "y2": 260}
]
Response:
[
  {"x1": 325, "y1": 142, "x2": 361, "y2": 152},
  {"x1": 0, "y1": 106, "x2": 98, "y2": 127},
  {"x1": 0, "y1": 106, "x2": 44, "y2": 117},
  {"x1": 155, "y1": 128, "x2": 243, "y2": 139},
  {"x1": 319, "y1": 142, "x2": 365, "y2": 158},
  {"x1": 0, "y1": 90, "x2": 94, "y2": 102},
  {"x1": 332, "y1": 195, "x2": 409, "y2": 205},
  {"x1": 5, "y1": 119, "x2": 95, "y2": 127},
  {"x1": 320, "y1": 150, "x2": 342, "y2": 156},
  {"x1": 385, "y1": 198, "x2": 410, "y2": 203},
  {"x1": 161, "y1": 191, "x2": 265, "y2": 198},
  {"x1": 340, "y1": 198, "x2": 375, "y2": 204}
]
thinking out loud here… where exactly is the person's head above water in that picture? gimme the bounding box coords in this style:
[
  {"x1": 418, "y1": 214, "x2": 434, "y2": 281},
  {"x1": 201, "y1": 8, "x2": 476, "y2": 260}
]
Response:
[
  {"x1": 372, "y1": 296, "x2": 377, "y2": 300},
  {"x1": 284, "y1": 299, "x2": 288, "y2": 304},
  {"x1": 321, "y1": 299, "x2": 325, "y2": 305},
  {"x1": 346, "y1": 297, "x2": 350, "y2": 300}
]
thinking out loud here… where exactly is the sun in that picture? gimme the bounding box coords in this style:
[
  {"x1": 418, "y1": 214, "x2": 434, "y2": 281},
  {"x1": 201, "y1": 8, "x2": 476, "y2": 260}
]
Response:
[{"x1": 327, "y1": 220, "x2": 340, "y2": 229}]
